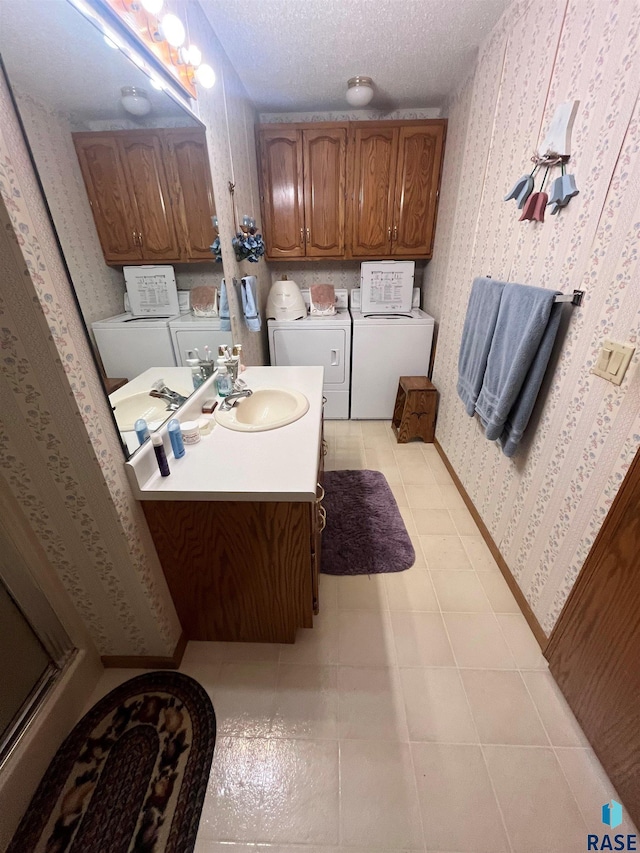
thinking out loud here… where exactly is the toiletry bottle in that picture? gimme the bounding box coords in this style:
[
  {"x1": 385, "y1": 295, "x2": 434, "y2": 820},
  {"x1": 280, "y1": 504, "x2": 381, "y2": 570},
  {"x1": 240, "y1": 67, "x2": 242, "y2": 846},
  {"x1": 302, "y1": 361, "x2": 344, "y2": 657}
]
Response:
[
  {"x1": 186, "y1": 354, "x2": 204, "y2": 390},
  {"x1": 167, "y1": 418, "x2": 185, "y2": 459},
  {"x1": 134, "y1": 418, "x2": 150, "y2": 446},
  {"x1": 215, "y1": 359, "x2": 233, "y2": 397},
  {"x1": 151, "y1": 434, "x2": 170, "y2": 477}
]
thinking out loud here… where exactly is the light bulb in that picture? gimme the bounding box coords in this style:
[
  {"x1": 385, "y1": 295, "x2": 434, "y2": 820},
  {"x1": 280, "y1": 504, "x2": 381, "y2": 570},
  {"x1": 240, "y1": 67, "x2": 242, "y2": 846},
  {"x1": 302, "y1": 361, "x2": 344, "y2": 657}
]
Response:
[
  {"x1": 345, "y1": 76, "x2": 374, "y2": 107},
  {"x1": 160, "y1": 13, "x2": 185, "y2": 47},
  {"x1": 140, "y1": 0, "x2": 163, "y2": 14},
  {"x1": 195, "y1": 63, "x2": 216, "y2": 89},
  {"x1": 120, "y1": 86, "x2": 151, "y2": 116},
  {"x1": 149, "y1": 77, "x2": 164, "y2": 91},
  {"x1": 186, "y1": 44, "x2": 202, "y2": 67}
]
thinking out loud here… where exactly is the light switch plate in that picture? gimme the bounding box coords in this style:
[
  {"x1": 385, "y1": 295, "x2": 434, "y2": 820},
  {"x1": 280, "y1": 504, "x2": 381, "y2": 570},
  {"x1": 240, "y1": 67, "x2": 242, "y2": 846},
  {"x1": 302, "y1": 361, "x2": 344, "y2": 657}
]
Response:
[{"x1": 591, "y1": 340, "x2": 635, "y2": 385}]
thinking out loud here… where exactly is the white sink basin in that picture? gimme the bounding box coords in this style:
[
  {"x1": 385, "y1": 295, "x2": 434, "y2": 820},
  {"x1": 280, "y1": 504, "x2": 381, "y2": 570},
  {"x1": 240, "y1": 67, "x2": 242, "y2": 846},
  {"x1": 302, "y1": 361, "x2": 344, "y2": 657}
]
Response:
[
  {"x1": 112, "y1": 392, "x2": 171, "y2": 432},
  {"x1": 214, "y1": 388, "x2": 309, "y2": 432}
]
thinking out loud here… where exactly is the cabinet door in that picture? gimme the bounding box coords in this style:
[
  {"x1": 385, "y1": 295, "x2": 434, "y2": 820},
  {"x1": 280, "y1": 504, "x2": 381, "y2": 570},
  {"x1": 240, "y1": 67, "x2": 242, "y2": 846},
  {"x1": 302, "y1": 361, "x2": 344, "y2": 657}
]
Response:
[
  {"x1": 258, "y1": 129, "x2": 305, "y2": 259},
  {"x1": 349, "y1": 125, "x2": 398, "y2": 257},
  {"x1": 73, "y1": 135, "x2": 141, "y2": 263},
  {"x1": 164, "y1": 128, "x2": 217, "y2": 260},
  {"x1": 303, "y1": 128, "x2": 346, "y2": 257},
  {"x1": 391, "y1": 124, "x2": 445, "y2": 257},
  {"x1": 118, "y1": 132, "x2": 181, "y2": 262}
]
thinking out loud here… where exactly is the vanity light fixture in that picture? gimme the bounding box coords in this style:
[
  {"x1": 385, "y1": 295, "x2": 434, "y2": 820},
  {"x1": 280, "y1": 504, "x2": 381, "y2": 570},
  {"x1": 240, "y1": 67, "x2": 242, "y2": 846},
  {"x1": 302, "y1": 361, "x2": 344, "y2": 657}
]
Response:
[
  {"x1": 186, "y1": 44, "x2": 202, "y2": 67},
  {"x1": 139, "y1": 0, "x2": 163, "y2": 14},
  {"x1": 120, "y1": 86, "x2": 152, "y2": 116},
  {"x1": 345, "y1": 76, "x2": 374, "y2": 107},
  {"x1": 159, "y1": 13, "x2": 185, "y2": 48},
  {"x1": 195, "y1": 63, "x2": 216, "y2": 89}
]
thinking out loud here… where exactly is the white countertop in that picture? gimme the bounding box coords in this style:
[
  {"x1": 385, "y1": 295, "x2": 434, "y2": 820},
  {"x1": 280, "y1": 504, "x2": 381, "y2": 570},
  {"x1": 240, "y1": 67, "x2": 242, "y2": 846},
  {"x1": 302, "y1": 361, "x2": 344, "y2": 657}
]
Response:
[{"x1": 124, "y1": 366, "x2": 324, "y2": 502}]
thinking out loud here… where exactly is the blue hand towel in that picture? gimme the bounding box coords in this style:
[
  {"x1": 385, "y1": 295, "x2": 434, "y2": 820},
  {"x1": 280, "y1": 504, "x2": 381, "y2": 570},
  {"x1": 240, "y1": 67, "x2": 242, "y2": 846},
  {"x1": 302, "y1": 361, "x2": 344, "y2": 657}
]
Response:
[
  {"x1": 219, "y1": 279, "x2": 231, "y2": 331},
  {"x1": 475, "y1": 283, "x2": 561, "y2": 444},
  {"x1": 241, "y1": 275, "x2": 261, "y2": 332},
  {"x1": 498, "y1": 300, "x2": 563, "y2": 456},
  {"x1": 457, "y1": 277, "x2": 506, "y2": 416}
]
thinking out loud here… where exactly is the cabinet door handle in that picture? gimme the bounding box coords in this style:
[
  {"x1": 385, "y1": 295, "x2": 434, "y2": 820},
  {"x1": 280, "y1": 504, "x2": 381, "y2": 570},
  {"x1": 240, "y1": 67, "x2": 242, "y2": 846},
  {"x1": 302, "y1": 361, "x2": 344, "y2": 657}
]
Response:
[
  {"x1": 316, "y1": 482, "x2": 325, "y2": 503},
  {"x1": 300, "y1": 227, "x2": 304, "y2": 246},
  {"x1": 393, "y1": 225, "x2": 398, "y2": 241},
  {"x1": 138, "y1": 230, "x2": 143, "y2": 247},
  {"x1": 318, "y1": 505, "x2": 327, "y2": 533},
  {"x1": 322, "y1": 439, "x2": 328, "y2": 456},
  {"x1": 387, "y1": 226, "x2": 392, "y2": 240},
  {"x1": 132, "y1": 229, "x2": 138, "y2": 246},
  {"x1": 322, "y1": 395, "x2": 327, "y2": 407},
  {"x1": 306, "y1": 227, "x2": 310, "y2": 242}
]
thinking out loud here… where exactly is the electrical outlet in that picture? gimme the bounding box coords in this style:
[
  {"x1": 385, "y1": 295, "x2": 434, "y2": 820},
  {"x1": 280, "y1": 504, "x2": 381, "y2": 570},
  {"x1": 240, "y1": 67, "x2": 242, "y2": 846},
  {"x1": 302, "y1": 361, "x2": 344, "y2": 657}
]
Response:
[{"x1": 591, "y1": 340, "x2": 635, "y2": 385}]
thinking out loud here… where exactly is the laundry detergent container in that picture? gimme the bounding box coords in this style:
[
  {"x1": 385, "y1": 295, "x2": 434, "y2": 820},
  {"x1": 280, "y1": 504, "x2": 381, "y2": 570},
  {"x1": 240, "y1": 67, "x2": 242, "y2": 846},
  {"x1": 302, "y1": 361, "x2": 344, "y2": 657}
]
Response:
[{"x1": 266, "y1": 275, "x2": 306, "y2": 320}]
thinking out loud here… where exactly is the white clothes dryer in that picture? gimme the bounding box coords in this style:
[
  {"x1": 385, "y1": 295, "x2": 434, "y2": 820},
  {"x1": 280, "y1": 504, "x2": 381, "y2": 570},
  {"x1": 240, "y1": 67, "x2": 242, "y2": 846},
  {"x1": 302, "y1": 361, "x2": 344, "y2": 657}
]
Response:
[
  {"x1": 92, "y1": 312, "x2": 181, "y2": 381},
  {"x1": 168, "y1": 313, "x2": 234, "y2": 366},
  {"x1": 350, "y1": 289, "x2": 435, "y2": 419},
  {"x1": 268, "y1": 289, "x2": 352, "y2": 419}
]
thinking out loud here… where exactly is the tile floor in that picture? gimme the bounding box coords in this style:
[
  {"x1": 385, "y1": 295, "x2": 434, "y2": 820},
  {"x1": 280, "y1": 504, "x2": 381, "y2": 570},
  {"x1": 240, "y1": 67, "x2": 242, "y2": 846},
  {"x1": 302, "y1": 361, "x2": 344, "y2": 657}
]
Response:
[{"x1": 88, "y1": 420, "x2": 636, "y2": 852}]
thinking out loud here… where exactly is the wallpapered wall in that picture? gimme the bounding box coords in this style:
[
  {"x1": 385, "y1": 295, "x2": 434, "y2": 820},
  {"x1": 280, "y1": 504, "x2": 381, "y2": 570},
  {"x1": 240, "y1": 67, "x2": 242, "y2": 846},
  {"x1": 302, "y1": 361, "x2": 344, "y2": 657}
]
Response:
[
  {"x1": 0, "y1": 70, "x2": 182, "y2": 657},
  {"x1": 259, "y1": 108, "x2": 442, "y2": 123},
  {"x1": 423, "y1": 0, "x2": 640, "y2": 636}
]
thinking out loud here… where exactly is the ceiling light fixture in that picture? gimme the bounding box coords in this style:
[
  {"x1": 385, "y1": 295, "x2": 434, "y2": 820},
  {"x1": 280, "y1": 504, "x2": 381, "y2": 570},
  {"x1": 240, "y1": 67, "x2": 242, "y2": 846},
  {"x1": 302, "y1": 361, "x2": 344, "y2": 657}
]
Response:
[
  {"x1": 120, "y1": 86, "x2": 152, "y2": 116},
  {"x1": 346, "y1": 76, "x2": 374, "y2": 107}
]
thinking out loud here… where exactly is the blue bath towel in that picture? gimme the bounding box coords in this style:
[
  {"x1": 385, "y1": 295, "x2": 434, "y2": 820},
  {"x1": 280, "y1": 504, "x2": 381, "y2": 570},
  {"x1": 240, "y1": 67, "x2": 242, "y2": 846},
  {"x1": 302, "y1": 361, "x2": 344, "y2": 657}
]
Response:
[
  {"x1": 241, "y1": 275, "x2": 261, "y2": 332},
  {"x1": 457, "y1": 277, "x2": 506, "y2": 416},
  {"x1": 219, "y1": 279, "x2": 230, "y2": 332},
  {"x1": 475, "y1": 283, "x2": 561, "y2": 446}
]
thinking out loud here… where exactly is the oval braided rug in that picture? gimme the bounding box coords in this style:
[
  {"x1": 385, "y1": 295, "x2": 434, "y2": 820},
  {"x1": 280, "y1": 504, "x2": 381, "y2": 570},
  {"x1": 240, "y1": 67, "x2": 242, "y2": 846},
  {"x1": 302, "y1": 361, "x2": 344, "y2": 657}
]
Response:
[{"x1": 8, "y1": 671, "x2": 216, "y2": 853}]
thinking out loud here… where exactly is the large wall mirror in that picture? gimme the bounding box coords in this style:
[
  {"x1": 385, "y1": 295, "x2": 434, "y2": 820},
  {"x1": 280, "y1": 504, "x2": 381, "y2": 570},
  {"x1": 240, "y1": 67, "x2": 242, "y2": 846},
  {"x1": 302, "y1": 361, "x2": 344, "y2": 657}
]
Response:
[{"x1": 0, "y1": 0, "x2": 230, "y2": 458}]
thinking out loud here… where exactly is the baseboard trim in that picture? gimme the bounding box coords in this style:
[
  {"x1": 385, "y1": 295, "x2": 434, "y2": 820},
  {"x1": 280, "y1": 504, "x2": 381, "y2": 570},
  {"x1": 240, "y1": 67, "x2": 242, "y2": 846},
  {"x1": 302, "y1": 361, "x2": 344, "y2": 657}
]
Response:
[
  {"x1": 434, "y1": 439, "x2": 548, "y2": 649},
  {"x1": 101, "y1": 631, "x2": 187, "y2": 669}
]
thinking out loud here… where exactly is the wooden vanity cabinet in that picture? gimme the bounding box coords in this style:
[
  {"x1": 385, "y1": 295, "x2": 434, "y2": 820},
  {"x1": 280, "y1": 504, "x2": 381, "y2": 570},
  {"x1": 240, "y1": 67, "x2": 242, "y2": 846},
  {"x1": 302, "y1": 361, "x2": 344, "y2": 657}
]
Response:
[
  {"x1": 141, "y1": 443, "x2": 325, "y2": 643},
  {"x1": 73, "y1": 127, "x2": 216, "y2": 265},
  {"x1": 257, "y1": 125, "x2": 347, "y2": 261}
]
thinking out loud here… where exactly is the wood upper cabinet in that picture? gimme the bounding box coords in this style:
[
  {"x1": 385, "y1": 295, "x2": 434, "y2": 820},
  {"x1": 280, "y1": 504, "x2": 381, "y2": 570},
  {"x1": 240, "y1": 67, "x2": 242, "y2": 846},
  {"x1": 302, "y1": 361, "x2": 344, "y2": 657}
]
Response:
[
  {"x1": 118, "y1": 131, "x2": 180, "y2": 262},
  {"x1": 392, "y1": 124, "x2": 445, "y2": 256},
  {"x1": 257, "y1": 119, "x2": 446, "y2": 261},
  {"x1": 257, "y1": 125, "x2": 347, "y2": 260},
  {"x1": 163, "y1": 128, "x2": 217, "y2": 259},
  {"x1": 349, "y1": 121, "x2": 446, "y2": 259},
  {"x1": 349, "y1": 125, "x2": 398, "y2": 257},
  {"x1": 303, "y1": 128, "x2": 347, "y2": 257},
  {"x1": 258, "y1": 129, "x2": 306, "y2": 259},
  {"x1": 73, "y1": 127, "x2": 216, "y2": 264},
  {"x1": 73, "y1": 135, "x2": 142, "y2": 263}
]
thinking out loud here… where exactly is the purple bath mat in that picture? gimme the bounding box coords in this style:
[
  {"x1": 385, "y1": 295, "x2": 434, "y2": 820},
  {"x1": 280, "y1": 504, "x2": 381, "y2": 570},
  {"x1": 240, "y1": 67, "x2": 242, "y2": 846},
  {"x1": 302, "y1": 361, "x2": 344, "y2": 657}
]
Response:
[{"x1": 321, "y1": 469, "x2": 415, "y2": 575}]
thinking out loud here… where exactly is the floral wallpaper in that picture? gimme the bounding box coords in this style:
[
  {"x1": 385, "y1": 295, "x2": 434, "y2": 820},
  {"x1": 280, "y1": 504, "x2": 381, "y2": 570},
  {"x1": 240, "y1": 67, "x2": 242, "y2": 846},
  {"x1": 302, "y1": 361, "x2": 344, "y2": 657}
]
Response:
[
  {"x1": 0, "y1": 69, "x2": 182, "y2": 657},
  {"x1": 269, "y1": 261, "x2": 428, "y2": 294},
  {"x1": 423, "y1": 0, "x2": 640, "y2": 636}
]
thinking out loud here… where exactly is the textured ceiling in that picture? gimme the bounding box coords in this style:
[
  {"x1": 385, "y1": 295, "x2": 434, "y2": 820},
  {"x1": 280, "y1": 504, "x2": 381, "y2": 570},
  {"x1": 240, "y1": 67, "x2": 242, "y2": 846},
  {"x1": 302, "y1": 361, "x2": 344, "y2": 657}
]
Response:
[
  {"x1": 0, "y1": 0, "x2": 191, "y2": 121},
  {"x1": 200, "y1": 0, "x2": 511, "y2": 112}
]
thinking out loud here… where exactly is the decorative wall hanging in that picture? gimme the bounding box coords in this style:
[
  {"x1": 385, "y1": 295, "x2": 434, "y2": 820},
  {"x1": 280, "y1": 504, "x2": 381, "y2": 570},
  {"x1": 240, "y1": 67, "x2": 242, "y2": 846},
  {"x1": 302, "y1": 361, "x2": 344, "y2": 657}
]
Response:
[
  {"x1": 505, "y1": 101, "x2": 580, "y2": 221},
  {"x1": 209, "y1": 185, "x2": 265, "y2": 264}
]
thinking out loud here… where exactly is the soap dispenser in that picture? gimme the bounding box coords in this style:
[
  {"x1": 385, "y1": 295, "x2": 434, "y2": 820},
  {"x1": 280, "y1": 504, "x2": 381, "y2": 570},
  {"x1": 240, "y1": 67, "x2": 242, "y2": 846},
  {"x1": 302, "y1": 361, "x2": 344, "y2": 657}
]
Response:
[{"x1": 215, "y1": 357, "x2": 233, "y2": 397}]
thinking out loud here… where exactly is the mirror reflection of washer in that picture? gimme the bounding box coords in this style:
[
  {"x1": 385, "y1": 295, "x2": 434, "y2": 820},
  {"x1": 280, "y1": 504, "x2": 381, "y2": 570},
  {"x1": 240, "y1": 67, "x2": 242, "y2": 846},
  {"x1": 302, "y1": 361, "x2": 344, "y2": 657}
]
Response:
[{"x1": 267, "y1": 289, "x2": 352, "y2": 419}]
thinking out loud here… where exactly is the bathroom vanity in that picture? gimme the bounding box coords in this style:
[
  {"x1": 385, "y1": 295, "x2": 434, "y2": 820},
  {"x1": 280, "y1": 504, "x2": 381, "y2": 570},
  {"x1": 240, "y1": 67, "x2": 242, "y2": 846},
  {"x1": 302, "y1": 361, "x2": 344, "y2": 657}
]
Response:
[{"x1": 125, "y1": 366, "x2": 325, "y2": 643}]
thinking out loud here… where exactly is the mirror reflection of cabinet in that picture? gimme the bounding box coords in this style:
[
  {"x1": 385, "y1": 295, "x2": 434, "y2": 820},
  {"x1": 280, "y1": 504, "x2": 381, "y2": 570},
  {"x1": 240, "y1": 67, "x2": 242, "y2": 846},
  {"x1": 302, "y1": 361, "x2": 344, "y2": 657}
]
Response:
[
  {"x1": 257, "y1": 125, "x2": 347, "y2": 260},
  {"x1": 73, "y1": 127, "x2": 216, "y2": 265}
]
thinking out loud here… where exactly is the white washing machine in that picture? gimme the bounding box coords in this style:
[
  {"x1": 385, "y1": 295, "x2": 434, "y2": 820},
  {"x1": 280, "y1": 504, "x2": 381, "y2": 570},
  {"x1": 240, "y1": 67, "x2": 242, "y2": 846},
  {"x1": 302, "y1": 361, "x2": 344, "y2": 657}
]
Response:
[
  {"x1": 169, "y1": 313, "x2": 234, "y2": 365},
  {"x1": 268, "y1": 289, "x2": 351, "y2": 419},
  {"x1": 92, "y1": 312, "x2": 181, "y2": 380},
  {"x1": 350, "y1": 288, "x2": 435, "y2": 419}
]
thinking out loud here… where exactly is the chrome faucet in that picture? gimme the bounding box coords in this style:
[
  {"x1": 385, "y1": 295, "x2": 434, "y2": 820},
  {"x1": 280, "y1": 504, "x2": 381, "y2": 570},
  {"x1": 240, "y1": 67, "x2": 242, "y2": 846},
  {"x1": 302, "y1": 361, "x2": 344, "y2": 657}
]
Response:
[
  {"x1": 149, "y1": 380, "x2": 188, "y2": 411},
  {"x1": 220, "y1": 388, "x2": 253, "y2": 411}
]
